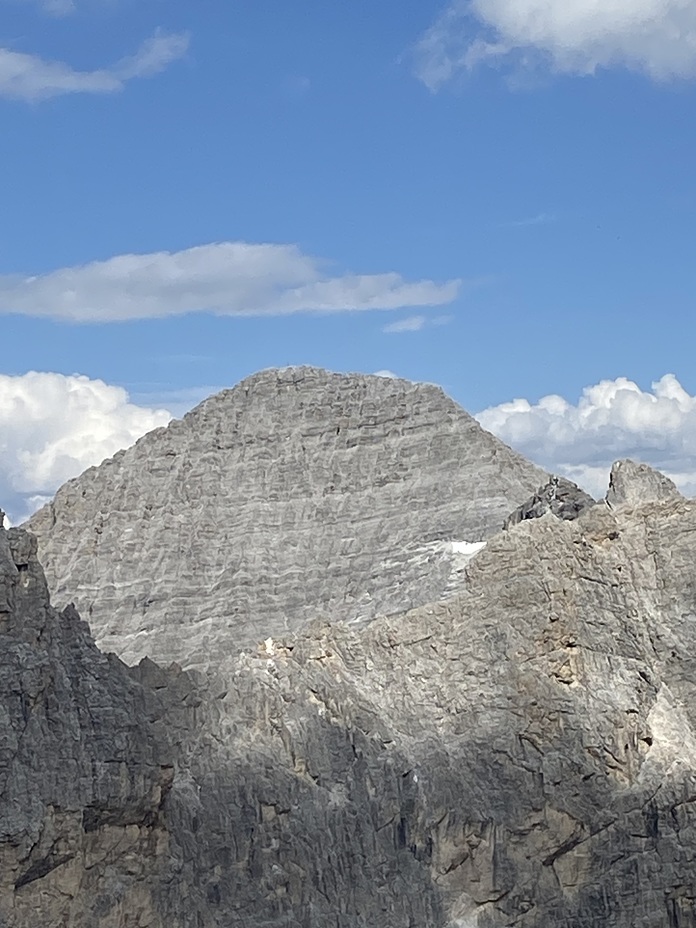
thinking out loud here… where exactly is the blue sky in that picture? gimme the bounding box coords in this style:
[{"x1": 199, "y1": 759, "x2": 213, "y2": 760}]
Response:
[{"x1": 2, "y1": 0, "x2": 696, "y2": 520}]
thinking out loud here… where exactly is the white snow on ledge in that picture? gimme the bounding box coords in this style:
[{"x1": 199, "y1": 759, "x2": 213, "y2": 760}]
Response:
[
  {"x1": 449, "y1": 541, "x2": 487, "y2": 558},
  {"x1": 440, "y1": 540, "x2": 488, "y2": 600}
]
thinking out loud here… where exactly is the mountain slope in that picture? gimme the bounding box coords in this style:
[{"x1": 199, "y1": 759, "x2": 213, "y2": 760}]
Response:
[
  {"x1": 25, "y1": 367, "x2": 546, "y2": 669},
  {"x1": 5, "y1": 466, "x2": 696, "y2": 927}
]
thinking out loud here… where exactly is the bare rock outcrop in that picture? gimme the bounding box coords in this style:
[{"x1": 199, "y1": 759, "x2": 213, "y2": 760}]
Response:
[
  {"x1": 7, "y1": 369, "x2": 696, "y2": 927},
  {"x1": 25, "y1": 367, "x2": 546, "y2": 670},
  {"x1": 4, "y1": 470, "x2": 696, "y2": 926},
  {"x1": 504, "y1": 474, "x2": 596, "y2": 529},
  {"x1": 606, "y1": 458, "x2": 682, "y2": 507},
  {"x1": 173, "y1": 488, "x2": 696, "y2": 927},
  {"x1": 0, "y1": 525, "x2": 176, "y2": 927}
]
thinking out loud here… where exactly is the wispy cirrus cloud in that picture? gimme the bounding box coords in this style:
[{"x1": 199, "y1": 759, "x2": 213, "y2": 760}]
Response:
[
  {"x1": 499, "y1": 212, "x2": 556, "y2": 229},
  {"x1": 0, "y1": 30, "x2": 189, "y2": 102},
  {"x1": 0, "y1": 242, "x2": 459, "y2": 322},
  {"x1": 2, "y1": 0, "x2": 76, "y2": 14},
  {"x1": 414, "y1": 0, "x2": 696, "y2": 89},
  {"x1": 383, "y1": 314, "x2": 453, "y2": 333},
  {"x1": 37, "y1": 0, "x2": 76, "y2": 14}
]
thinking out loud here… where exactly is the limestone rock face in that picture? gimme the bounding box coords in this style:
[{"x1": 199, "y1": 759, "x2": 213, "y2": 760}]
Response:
[
  {"x1": 0, "y1": 525, "x2": 175, "y2": 928},
  {"x1": 173, "y1": 491, "x2": 696, "y2": 928},
  {"x1": 606, "y1": 458, "x2": 682, "y2": 507},
  {"x1": 5, "y1": 484, "x2": 696, "y2": 926},
  {"x1": 25, "y1": 367, "x2": 546, "y2": 670},
  {"x1": 10, "y1": 367, "x2": 696, "y2": 927},
  {"x1": 504, "y1": 475, "x2": 596, "y2": 528}
]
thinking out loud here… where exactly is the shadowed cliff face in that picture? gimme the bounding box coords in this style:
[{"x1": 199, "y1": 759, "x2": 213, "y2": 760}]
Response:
[
  {"x1": 6, "y1": 369, "x2": 696, "y2": 927},
  {"x1": 0, "y1": 523, "x2": 446, "y2": 928},
  {"x1": 169, "y1": 488, "x2": 696, "y2": 928},
  {"x1": 0, "y1": 526, "x2": 177, "y2": 927},
  {"x1": 5, "y1": 477, "x2": 696, "y2": 926},
  {"x1": 25, "y1": 367, "x2": 546, "y2": 670}
]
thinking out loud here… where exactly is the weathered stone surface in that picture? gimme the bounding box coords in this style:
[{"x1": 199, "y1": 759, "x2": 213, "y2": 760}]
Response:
[
  {"x1": 0, "y1": 525, "x2": 175, "y2": 928},
  {"x1": 504, "y1": 475, "x2": 596, "y2": 529},
  {"x1": 25, "y1": 367, "x2": 546, "y2": 670},
  {"x1": 606, "y1": 458, "x2": 682, "y2": 508},
  {"x1": 179, "y1": 490, "x2": 696, "y2": 928},
  {"x1": 7, "y1": 370, "x2": 696, "y2": 927},
  {"x1": 6, "y1": 481, "x2": 696, "y2": 927}
]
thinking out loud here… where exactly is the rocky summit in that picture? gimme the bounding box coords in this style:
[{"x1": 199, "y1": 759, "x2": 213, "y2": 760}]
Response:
[
  {"x1": 25, "y1": 367, "x2": 546, "y2": 670},
  {"x1": 4, "y1": 368, "x2": 696, "y2": 928}
]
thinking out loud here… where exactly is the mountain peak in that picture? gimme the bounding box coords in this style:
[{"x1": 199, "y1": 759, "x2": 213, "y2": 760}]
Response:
[{"x1": 26, "y1": 367, "x2": 545, "y2": 670}]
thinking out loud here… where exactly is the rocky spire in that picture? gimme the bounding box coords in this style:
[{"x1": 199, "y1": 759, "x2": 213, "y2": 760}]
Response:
[{"x1": 606, "y1": 459, "x2": 682, "y2": 507}]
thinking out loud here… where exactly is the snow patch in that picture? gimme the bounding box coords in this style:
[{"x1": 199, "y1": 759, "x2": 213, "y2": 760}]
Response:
[{"x1": 450, "y1": 541, "x2": 487, "y2": 558}]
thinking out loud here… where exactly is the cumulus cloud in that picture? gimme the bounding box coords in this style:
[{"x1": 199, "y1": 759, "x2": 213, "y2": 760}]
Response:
[
  {"x1": 383, "y1": 314, "x2": 453, "y2": 333},
  {"x1": 0, "y1": 30, "x2": 188, "y2": 102},
  {"x1": 0, "y1": 372, "x2": 171, "y2": 523},
  {"x1": 477, "y1": 374, "x2": 696, "y2": 498},
  {"x1": 414, "y1": 0, "x2": 696, "y2": 88},
  {"x1": 0, "y1": 242, "x2": 459, "y2": 322}
]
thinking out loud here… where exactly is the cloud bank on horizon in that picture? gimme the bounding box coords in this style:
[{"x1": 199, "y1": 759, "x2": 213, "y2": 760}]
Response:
[
  {"x1": 0, "y1": 243, "x2": 459, "y2": 322},
  {"x1": 2, "y1": 371, "x2": 696, "y2": 525},
  {"x1": 415, "y1": 0, "x2": 696, "y2": 89},
  {"x1": 0, "y1": 30, "x2": 188, "y2": 101},
  {"x1": 477, "y1": 374, "x2": 696, "y2": 498}
]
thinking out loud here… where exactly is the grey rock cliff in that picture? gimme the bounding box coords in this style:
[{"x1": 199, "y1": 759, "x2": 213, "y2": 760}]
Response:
[
  {"x1": 5, "y1": 466, "x2": 696, "y2": 927},
  {"x1": 0, "y1": 524, "x2": 175, "y2": 927},
  {"x1": 606, "y1": 458, "x2": 682, "y2": 507},
  {"x1": 8, "y1": 370, "x2": 696, "y2": 928},
  {"x1": 503, "y1": 474, "x2": 596, "y2": 529},
  {"x1": 25, "y1": 367, "x2": 546, "y2": 670}
]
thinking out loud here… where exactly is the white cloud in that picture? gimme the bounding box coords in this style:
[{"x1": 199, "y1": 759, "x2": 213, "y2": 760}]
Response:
[
  {"x1": 477, "y1": 374, "x2": 696, "y2": 498},
  {"x1": 0, "y1": 372, "x2": 171, "y2": 522},
  {"x1": 383, "y1": 314, "x2": 454, "y2": 333},
  {"x1": 0, "y1": 30, "x2": 188, "y2": 102},
  {"x1": 0, "y1": 242, "x2": 459, "y2": 322},
  {"x1": 414, "y1": 0, "x2": 696, "y2": 87},
  {"x1": 384, "y1": 315, "x2": 428, "y2": 333}
]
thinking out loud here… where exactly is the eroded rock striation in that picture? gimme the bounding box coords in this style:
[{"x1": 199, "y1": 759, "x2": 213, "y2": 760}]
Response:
[
  {"x1": 6, "y1": 369, "x2": 696, "y2": 927},
  {"x1": 25, "y1": 367, "x2": 546, "y2": 670},
  {"x1": 4, "y1": 471, "x2": 696, "y2": 927}
]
